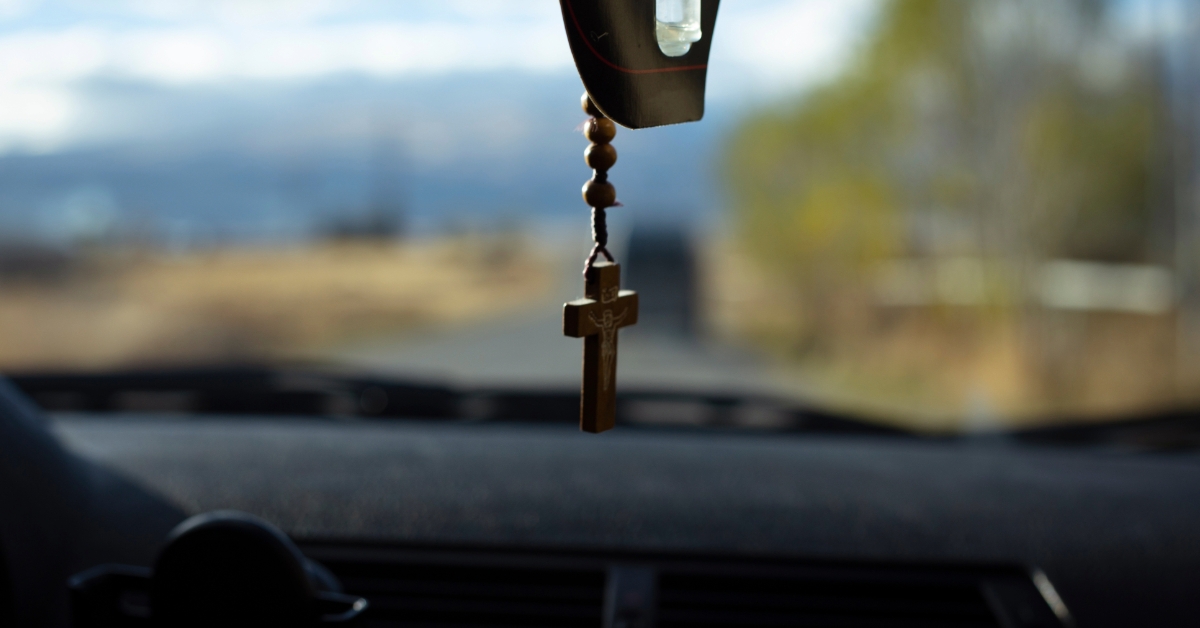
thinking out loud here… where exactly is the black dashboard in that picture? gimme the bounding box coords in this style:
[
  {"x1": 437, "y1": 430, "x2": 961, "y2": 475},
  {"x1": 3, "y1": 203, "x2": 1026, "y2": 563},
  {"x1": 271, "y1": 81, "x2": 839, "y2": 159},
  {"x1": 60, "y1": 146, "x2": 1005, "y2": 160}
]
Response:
[{"x1": 2, "y1": 376, "x2": 1198, "y2": 626}]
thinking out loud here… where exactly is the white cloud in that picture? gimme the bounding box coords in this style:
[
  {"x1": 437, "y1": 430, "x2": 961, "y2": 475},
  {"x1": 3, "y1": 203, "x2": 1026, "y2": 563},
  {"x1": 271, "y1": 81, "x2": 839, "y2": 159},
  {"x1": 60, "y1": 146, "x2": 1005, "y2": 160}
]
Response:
[
  {"x1": 0, "y1": 84, "x2": 77, "y2": 153},
  {"x1": 117, "y1": 29, "x2": 230, "y2": 84},
  {"x1": 0, "y1": 17, "x2": 572, "y2": 86},
  {"x1": 70, "y1": 0, "x2": 368, "y2": 26},
  {"x1": 0, "y1": 27, "x2": 107, "y2": 84},
  {"x1": 112, "y1": 0, "x2": 553, "y2": 26},
  {"x1": 0, "y1": 0, "x2": 37, "y2": 20},
  {"x1": 709, "y1": 0, "x2": 882, "y2": 101},
  {"x1": 0, "y1": 4, "x2": 571, "y2": 152},
  {"x1": 0, "y1": 0, "x2": 882, "y2": 154}
]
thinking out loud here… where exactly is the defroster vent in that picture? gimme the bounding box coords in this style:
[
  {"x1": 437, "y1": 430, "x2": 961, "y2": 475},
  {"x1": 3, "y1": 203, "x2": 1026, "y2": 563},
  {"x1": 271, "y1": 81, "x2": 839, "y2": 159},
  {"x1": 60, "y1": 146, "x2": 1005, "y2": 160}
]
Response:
[
  {"x1": 314, "y1": 553, "x2": 605, "y2": 627},
  {"x1": 303, "y1": 544, "x2": 1064, "y2": 628},
  {"x1": 657, "y1": 571, "x2": 1000, "y2": 628}
]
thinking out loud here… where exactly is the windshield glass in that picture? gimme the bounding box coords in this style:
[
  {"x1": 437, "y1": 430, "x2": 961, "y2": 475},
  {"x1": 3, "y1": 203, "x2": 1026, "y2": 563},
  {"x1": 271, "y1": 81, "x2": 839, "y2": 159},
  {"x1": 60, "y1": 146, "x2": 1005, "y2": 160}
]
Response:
[{"x1": 0, "y1": 0, "x2": 1194, "y2": 433}]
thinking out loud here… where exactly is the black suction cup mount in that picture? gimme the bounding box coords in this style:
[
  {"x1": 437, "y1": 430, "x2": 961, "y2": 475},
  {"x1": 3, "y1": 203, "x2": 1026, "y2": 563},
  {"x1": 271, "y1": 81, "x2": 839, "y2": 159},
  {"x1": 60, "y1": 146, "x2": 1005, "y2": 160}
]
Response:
[{"x1": 70, "y1": 511, "x2": 366, "y2": 627}]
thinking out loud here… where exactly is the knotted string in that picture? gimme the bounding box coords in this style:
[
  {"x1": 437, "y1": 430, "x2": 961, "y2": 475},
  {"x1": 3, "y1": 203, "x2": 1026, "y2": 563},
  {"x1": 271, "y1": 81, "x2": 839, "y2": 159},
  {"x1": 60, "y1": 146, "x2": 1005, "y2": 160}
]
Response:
[{"x1": 584, "y1": 206, "x2": 615, "y2": 276}]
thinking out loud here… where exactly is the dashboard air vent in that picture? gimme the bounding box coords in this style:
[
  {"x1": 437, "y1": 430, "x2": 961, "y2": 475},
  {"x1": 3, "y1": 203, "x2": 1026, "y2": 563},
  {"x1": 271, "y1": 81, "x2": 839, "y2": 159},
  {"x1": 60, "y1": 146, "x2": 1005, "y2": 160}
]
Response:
[
  {"x1": 657, "y1": 572, "x2": 1000, "y2": 628},
  {"x1": 318, "y1": 558, "x2": 605, "y2": 627}
]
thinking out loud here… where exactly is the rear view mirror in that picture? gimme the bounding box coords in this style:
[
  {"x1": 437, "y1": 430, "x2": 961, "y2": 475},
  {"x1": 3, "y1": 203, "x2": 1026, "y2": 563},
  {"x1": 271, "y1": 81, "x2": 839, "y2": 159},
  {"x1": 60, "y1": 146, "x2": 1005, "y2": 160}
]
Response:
[{"x1": 559, "y1": 0, "x2": 722, "y2": 128}]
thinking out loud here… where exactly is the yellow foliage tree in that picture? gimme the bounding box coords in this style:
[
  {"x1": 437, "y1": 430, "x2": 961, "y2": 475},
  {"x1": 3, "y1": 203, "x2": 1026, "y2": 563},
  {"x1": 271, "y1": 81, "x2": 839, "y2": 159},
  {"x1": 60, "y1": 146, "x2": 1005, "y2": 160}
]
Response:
[{"x1": 724, "y1": 0, "x2": 1160, "y2": 345}]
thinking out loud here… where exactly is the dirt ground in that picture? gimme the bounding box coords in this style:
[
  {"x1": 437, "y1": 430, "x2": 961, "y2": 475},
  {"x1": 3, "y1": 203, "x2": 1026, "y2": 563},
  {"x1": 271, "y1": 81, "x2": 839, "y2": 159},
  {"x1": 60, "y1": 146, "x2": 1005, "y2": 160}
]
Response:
[{"x1": 0, "y1": 237, "x2": 552, "y2": 371}]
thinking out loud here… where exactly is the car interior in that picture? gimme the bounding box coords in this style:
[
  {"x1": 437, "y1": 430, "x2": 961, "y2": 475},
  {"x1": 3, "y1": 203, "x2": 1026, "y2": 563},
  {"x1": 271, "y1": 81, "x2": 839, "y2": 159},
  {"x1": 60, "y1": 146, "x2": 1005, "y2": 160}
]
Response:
[{"x1": 0, "y1": 1, "x2": 1198, "y2": 627}]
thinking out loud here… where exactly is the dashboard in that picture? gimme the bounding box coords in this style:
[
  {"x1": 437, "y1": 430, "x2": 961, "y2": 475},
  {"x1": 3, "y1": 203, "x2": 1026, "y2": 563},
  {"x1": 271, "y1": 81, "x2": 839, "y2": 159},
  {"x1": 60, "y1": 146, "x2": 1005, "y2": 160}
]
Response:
[{"x1": 1, "y1": 377, "x2": 1198, "y2": 626}]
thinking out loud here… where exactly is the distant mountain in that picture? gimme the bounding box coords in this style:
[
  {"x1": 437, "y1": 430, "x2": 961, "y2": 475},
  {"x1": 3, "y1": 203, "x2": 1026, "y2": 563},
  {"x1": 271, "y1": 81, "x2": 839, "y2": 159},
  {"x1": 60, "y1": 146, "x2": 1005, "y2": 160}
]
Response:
[{"x1": 0, "y1": 72, "x2": 730, "y2": 246}]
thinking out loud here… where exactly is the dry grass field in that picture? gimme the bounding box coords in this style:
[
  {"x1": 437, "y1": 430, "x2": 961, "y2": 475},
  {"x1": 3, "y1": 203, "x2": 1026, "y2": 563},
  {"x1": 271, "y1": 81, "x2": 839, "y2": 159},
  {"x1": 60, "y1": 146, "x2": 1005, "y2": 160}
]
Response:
[
  {"x1": 702, "y1": 240, "x2": 1196, "y2": 432},
  {"x1": 0, "y1": 237, "x2": 552, "y2": 371}
]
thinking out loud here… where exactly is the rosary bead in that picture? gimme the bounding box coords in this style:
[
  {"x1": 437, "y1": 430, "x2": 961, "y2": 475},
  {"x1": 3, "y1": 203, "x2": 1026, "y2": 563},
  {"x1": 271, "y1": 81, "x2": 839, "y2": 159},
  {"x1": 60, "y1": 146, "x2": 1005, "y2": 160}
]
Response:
[
  {"x1": 581, "y1": 93, "x2": 604, "y2": 118},
  {"x1": 584, "y1": 118, "x2": 616, "y2": 145},
  {"x1": 584, "y1": 143, "x2": 617, "y2": 172},
  {"x1": 582, "y1": 177, "x2": 616, "y2": 208}
]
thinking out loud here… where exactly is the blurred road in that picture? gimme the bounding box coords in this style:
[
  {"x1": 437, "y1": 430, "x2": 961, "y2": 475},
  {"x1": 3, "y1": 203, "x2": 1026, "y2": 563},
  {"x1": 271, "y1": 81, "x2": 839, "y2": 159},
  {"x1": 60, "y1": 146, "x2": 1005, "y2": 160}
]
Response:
[
  {"x1": 334, "y1": 309, "x2": 790, "y2": 395},
  {"x1": 331, "y1": 230, "x2": 801, "y2": 398}
]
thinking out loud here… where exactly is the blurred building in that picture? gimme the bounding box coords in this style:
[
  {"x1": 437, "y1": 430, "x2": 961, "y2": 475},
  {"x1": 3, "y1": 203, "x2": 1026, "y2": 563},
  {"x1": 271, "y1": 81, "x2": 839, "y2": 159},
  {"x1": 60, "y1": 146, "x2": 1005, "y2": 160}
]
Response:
[{"x1": 624, "y1": 225, "x2": 698, "y2": 339}]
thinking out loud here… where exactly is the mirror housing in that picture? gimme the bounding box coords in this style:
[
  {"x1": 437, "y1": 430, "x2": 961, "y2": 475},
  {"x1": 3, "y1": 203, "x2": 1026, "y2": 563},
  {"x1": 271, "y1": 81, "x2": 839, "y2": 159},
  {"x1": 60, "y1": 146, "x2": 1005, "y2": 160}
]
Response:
[{"x1": 559, "y1": 0, "x2": 721, "y2": 129}]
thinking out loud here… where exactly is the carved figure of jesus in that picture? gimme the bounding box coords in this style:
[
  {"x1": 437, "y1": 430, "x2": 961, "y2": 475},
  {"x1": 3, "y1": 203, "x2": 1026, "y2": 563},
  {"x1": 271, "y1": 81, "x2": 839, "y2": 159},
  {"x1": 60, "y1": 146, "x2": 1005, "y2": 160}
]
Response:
[
  {"x1": 588, "y1": 306, "x2": 630, "y2": 392},
  {"x1": 563, "y1": 261, "x2": 638, "y2": 433}
]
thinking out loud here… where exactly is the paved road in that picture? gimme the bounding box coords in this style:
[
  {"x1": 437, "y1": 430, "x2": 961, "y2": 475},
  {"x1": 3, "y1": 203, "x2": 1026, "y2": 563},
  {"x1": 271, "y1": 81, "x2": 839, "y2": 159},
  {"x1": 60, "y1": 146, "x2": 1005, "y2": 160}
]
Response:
[
  {"x1": 333, "y1": 308, "x2": 795, "y2": 396},
  {"x1": 329, "y1": 242, "x2": 803, "y2": 398}
]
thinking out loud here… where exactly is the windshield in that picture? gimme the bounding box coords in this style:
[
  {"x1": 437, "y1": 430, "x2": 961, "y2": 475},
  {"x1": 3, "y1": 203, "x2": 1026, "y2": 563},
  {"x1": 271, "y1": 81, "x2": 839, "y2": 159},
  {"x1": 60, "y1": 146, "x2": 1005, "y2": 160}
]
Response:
[{"x1": 0, "y1": 0, "x2": 1194, "y2": 433}]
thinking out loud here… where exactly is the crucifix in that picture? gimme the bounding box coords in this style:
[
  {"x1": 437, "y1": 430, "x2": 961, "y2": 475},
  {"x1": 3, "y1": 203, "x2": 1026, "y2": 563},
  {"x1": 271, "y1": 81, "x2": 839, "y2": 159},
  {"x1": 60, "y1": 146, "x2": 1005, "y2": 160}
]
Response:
[
  {"x1": 557, "y1": 0, "x2": 720, "y2": 433},
  {"x1": 563, "y1": 94, "x2": 638, "y2": 434},
  {"x1": 564, "y1": 260, "x2": 639, "y2": 433}
]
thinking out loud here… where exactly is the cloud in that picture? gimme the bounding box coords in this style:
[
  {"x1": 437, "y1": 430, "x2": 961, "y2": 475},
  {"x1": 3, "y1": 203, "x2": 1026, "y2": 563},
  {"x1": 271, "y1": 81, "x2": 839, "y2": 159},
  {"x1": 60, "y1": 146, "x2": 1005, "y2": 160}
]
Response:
[
  {"x1": 0, "y1": 0, "x2": 36, "y2": 20},
  {"x1": 0, "y1": 20, "x2": 572, "y2": 86},
  {"x1": 0, "y1": 0, "x2": 883, "y2": 154},
  {"x1": 709, "y1": 0, "x2": 881, "y2": 101},
  {"x1": 0, "y1": 3, "x2": 571, "y2": 152},
  {"x1": 0, "y1": 84, "x2": 76, "y2": 153}
]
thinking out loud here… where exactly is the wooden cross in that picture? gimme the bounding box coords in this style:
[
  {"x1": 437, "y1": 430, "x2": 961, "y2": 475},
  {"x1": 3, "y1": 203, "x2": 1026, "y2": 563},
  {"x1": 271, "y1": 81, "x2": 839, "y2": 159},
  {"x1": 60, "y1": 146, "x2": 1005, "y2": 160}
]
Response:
[{"x1": 563, "y1": 261, "x2": 638, "y2": 433}]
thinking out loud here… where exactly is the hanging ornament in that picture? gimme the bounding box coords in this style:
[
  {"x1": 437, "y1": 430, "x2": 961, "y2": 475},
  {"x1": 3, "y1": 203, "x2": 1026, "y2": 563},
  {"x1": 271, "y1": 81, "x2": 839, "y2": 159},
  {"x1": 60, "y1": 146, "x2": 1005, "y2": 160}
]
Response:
[{"x1": 558, "y1": 0, "x2": 721, "y2": 433}]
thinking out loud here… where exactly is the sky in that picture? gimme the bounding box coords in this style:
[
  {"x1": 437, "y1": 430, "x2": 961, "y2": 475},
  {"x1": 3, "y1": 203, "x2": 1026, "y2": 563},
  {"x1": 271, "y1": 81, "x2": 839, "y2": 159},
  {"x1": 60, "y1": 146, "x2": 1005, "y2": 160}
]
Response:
[
  {"x1": 0, "y1": 0, "x2": 1179, "y2": 244},
  {"x1": 0, "y1": 0, "x2": 882, "y2": 155}
]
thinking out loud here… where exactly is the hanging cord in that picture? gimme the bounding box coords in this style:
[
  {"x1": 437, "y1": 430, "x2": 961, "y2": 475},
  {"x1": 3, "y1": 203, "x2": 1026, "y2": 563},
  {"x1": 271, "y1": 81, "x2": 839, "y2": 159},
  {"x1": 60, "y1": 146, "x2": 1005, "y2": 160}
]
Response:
[
  {"x1": 585, "y1": 206, "x2": 615, "y2": 273},
  {"x1": 580, "y1": 94, "x2": 620, "y2": 276}
]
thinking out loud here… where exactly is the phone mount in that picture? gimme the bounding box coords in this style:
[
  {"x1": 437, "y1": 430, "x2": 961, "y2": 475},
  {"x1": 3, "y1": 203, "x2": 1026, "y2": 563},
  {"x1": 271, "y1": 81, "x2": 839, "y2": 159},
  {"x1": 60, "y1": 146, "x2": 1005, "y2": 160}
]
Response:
[{"x1": 69, "y1": 511, "x2": 366, "y2": 627}]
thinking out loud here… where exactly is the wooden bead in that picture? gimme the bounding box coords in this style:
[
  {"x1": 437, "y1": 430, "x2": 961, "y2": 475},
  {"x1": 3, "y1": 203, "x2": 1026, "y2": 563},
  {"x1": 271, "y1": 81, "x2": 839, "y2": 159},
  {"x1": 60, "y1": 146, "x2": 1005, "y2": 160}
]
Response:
[
  {"x1": 581, "y1": 93, "x2": 604, "y2": 118},
  {"x1": 585, "y1": 143, "x2": 617, "y2": 172},
  {"x1": 584, "y1": 118, "x2": 616, "y2": 145},
  {"x1": 582, "y1": 178, "x2": 616, "y2": 208}
]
